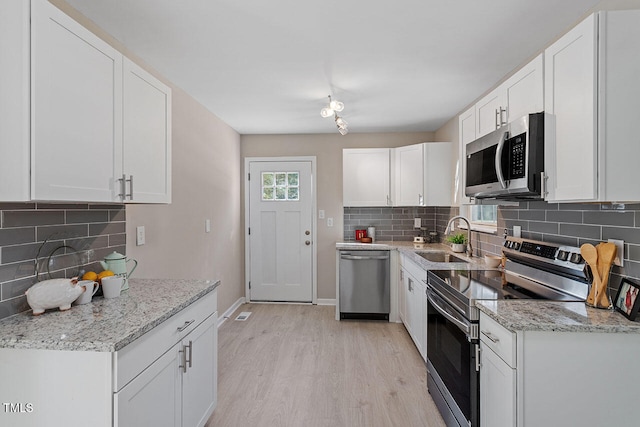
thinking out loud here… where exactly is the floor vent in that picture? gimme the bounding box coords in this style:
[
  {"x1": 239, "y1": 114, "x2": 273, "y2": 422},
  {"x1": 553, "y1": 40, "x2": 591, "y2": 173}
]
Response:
[{"x1": 235, "y1": 312, "x2": 252, "y2": 321}]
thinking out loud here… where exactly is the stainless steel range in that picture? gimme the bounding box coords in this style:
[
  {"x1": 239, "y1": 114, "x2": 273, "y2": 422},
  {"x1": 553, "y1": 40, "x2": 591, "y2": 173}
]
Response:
[{"x1": 426, "y1": 237, "x2": 590, "y2": 427}]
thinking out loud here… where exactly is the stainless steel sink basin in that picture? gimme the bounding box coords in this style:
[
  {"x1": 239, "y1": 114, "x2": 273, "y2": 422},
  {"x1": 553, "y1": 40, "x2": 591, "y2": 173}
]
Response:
[{"x1": 417, "y1": 252, "x2": 468, "y2": 263}]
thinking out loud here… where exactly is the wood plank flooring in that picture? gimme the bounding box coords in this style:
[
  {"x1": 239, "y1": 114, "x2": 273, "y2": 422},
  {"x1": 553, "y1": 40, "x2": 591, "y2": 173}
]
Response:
[{"x1": 206, "y1": 304, "x2": 446, "y2": 427}]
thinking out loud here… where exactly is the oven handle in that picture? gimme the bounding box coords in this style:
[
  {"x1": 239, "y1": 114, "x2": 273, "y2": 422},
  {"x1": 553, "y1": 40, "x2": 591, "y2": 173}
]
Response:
[
  {"x1": 427, "y1": 289, "x2": 471, "y2": 336},
  {"x1": 494, "y1": 131, "x2": 509, "y2": 189}
]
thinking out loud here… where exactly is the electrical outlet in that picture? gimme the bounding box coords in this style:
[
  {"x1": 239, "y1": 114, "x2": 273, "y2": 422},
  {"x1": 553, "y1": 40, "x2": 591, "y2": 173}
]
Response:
[
  {"x1": 414, "y1": 218, "x2": 421, "y2": 228},
  {"x1": 136, "y1": 226, "x2": 145, "y2": 246},
  {"x1": 327, "y1": 217, "x2": 334, "y2": 227},
  {"x1": 205, "y1": 219, "x2": 211, "y2": 233},
  {"x1": 318, "y1": 210, "x2": 325, "y2": 219},
  {"x1": 608, "y1": 239, "x2": 624, "y2": 266},
  {"x1": 513, "y1": 225, "x2": 522, "y2": 238}
]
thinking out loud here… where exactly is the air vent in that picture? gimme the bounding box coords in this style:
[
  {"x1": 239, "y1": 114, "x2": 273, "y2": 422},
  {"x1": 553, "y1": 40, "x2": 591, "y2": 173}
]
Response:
[{"x1": 234, "y1": 311, "x2": 252, "y2": 321}]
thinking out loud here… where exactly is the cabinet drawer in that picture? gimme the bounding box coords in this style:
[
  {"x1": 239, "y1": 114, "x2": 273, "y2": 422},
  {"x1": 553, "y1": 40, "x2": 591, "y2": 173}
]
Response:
[
  {"x1": 114, "y1": 290, "x2": 217, "y2": 391},
  {"x1": 402, "y1": 256, "x2": 427, "y2": 284},
  {"x1": 480, "y1": 312, "x2": 516, "y2": 368}
]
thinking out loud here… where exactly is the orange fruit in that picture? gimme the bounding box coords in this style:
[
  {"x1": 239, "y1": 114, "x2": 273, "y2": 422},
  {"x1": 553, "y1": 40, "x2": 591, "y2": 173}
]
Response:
[
  {"x1": 82, "y1": 271, "x2": 98, "y2": 281},
  {"x1": 97, "y1": 270, "x2": 115, "y2": 283}
]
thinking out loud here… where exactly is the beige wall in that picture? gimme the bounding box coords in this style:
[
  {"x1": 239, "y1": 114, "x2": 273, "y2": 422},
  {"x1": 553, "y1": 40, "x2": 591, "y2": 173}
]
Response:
[
  {"x1": 53, "y1": 0, "x2": 245, "y2": 315},
  {"x1": 241, "y1": 132, "x2": 437, "y2": 300}
]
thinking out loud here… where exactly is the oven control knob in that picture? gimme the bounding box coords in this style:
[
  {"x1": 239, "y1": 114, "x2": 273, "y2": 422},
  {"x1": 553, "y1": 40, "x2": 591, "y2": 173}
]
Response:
[
  {"x1": 569, "y1": 253, "x2": 583, "y2": 264},
  {"x1": 557, "y1": 250, "x2": 569, "y2": 261},
  {"x1": 504, "y1": 240, "x2": 510, "y2": 248},
  {"x1": 513, "y1": 242, "x2": 520, "y2": 250}
]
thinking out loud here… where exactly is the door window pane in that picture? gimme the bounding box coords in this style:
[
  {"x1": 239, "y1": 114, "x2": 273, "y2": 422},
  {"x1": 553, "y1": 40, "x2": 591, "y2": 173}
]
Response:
[{"x1": 262, "y1": 171, "x2": 299, "y2": 201}]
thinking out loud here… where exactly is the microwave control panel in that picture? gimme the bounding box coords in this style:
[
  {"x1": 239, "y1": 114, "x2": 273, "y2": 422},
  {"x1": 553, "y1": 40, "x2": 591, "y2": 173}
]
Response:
[{"x1": 508, "y1": 133, "x2": 526, "y2": 178}]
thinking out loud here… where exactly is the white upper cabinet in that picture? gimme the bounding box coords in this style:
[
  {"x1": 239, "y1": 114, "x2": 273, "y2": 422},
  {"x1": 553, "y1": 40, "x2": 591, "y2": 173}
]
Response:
[
  {"x1": 545, "y1": 11, "x2": 640, "y2": 203},
  {"x1": 123, "y1": 58, "x2": 172, "y2": 203},
  {"x1": 343, "y1": 148, "x2": 393, "y2": 207},
  {"x1": 475, "y1": 54, "x2": 544, "y2": 139},
  {"x1": 395, "y1": 144, "x2": 425, "y2": 206},
  {"x1": 344, "y1": 143, "x2": 452, "y2": 208},
  {"x1": 456, "y1": 106, "x2": 476, "y2": 206},
  {"x1": 0, "y1": 0, "x2": 171, "y2": 203},
  {"x1": 0, "y1": 1, "x2": 30, "y2": 201},
  {"x1": 31, "y1": 0, "x2": 123, "y2": 202}
]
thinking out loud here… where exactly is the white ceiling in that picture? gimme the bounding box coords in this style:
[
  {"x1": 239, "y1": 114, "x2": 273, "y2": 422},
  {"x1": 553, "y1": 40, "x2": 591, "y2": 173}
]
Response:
[{"x1": 65, "y1": 0, "x2": 601, "y2": 134}]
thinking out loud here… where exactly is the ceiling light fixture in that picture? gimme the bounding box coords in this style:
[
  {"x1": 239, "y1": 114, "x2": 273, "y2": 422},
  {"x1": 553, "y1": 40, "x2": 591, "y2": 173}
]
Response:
[{"x1": 320, "y1": 95, "x2": 349, "y2": 135}]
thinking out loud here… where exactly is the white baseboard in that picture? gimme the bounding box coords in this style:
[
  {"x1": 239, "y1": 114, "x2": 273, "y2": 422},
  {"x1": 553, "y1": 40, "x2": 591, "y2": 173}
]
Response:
[
  {"x1": 316, "y1": 298, "x2": 336, "y2": 306},
  {"x1": 218, "y1": 297, "x2": 245, "y2": 328}
]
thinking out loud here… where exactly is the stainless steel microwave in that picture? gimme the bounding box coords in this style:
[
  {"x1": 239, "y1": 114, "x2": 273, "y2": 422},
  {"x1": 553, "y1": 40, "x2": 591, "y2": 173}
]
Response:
[{"x1": 465, "y1": 112, "x2": 545, "y2": 200}]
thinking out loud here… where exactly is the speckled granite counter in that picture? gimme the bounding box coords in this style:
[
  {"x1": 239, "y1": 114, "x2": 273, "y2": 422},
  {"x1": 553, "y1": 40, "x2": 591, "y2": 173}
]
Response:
[
  {"x1": 0, "y1": 278, "x2": 220, "y2": 352},
  {"x1": 477, "y1": 300, "x2": 640, "y2": 334},
  {"x1": 336, "y1": 240, "x2": 498, "y2": 271}
]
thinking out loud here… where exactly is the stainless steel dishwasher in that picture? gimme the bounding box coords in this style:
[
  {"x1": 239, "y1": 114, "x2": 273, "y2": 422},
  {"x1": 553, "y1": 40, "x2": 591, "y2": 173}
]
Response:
[{"x1": 339, "y1": 250, "x2": 390, "y2": 320}]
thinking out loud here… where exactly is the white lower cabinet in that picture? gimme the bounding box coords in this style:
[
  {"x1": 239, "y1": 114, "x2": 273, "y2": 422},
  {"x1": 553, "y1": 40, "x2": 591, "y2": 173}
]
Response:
[
  {"x1": 116, "y1": 311, "x2": 218, "y2": 427},
  {"x1": 0, "y1": 290, "x2": 217, "y2": 427},
  {"x1": 400, "y1": 255, "x2": 427, "y2": 361},
  {"x1": 480, "y1": 313, "x2": 516, "y2": 427},
  {"x1": 479, "y1": 310, "x2": 640, "y2": 426}
]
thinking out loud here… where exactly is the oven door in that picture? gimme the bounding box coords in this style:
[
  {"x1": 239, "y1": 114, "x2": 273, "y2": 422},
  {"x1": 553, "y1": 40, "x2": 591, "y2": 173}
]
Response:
[{"x1": 427, "y1": 288, "x2": 479, "y2": 427}]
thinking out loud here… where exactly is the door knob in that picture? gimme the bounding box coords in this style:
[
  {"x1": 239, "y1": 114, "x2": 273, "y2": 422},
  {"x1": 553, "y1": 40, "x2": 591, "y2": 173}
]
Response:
[{"x1": 305, "y1": 240, "x2": 311, "y2": 246}]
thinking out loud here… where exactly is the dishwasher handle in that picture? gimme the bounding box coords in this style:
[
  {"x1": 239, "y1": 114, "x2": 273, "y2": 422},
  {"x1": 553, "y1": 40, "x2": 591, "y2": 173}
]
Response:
[{"x1": 340, "y1": 254, "x2": 389, "y2": 261}]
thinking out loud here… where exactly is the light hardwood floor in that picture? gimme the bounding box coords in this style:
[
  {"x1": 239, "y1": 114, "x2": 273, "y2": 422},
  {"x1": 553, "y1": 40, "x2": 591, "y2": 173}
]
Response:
[{"x1": 206, "y1": 303, "x2": 446, "y2": 427}]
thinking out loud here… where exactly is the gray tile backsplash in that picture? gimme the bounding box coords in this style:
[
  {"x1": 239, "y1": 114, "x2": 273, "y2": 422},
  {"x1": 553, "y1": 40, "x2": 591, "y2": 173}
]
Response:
[
  {"x1": 0, "y1": 203, "x2": 126, "y2": 320},
  {"x1": 344, "y1": 201, "x2": 640, "y2": 294}
]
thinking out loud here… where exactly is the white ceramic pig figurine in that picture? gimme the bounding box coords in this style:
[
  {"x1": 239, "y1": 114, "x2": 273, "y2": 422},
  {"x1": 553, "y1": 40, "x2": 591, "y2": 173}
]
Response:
[{"x1": 25, "y1": 278, "x2": 85, "y2": 315}]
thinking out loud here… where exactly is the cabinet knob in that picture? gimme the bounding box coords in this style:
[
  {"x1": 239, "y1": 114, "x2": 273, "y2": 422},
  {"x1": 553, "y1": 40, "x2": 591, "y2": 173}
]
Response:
[{"x1": 305, "y1": 240, "x2": 311, "y2": 246}]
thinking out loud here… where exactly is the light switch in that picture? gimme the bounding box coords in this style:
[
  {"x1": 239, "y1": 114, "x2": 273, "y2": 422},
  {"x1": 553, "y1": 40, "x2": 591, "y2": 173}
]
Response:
[
  {"x1": 414, "y1": 218, "x2": 421, "y2": 228},
  {"x1": 136, "y1": 226, "x2": 145, "y2": 246},
  {"x1": 205, "y1": 219, "x2": 211, "y2": 233},
  {"x1": 319, "y1": 210, "x2": 325, "y2": 219}
]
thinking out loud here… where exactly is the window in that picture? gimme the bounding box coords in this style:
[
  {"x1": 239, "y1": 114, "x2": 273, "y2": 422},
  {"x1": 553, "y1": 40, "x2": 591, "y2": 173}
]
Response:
[
  {"x1": 261, "y1": 172, "x2": 299, "y2": 201},
  {"x1": 459, "y1": 204, "x2": 498, "y2": 234}
]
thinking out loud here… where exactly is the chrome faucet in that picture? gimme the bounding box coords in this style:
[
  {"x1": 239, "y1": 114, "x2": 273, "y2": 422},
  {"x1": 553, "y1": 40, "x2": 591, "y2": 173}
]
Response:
[{"x1": 445, "y1": 215, "x2": 473, "y2": 257}]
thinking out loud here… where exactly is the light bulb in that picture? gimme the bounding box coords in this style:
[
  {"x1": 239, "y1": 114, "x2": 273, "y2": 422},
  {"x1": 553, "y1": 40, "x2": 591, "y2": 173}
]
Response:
[
  {"x1": 335, "y1": 117, "x2": 348, "y2": 127},
  {"x1": 320, "y1": 107, "x2": 333, "y2": 118},
  {"x1": 338, "y1": 127, "x2": 348, "y2": 135},
  {"x1": 329, "y1": 100, "x2": 344, "y2": 112}
]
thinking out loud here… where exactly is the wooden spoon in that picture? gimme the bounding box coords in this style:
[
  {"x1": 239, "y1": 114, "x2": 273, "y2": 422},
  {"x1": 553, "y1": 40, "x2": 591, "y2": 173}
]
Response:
[
  {"x1": 595, "y1": 243, "x2": 617, "y2": 308},
  {"x1": 580, "y1": 244, "x2": 601, "y2": 306}
]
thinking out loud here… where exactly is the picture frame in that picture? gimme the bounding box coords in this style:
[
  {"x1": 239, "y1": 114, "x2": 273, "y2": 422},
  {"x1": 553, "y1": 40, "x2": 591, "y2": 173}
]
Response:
[{"x1": 613, "y1": 278, "x2": 640, "y2": 321}]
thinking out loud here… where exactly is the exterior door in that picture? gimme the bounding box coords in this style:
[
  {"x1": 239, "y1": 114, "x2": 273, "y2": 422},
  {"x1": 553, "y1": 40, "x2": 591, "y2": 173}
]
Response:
[{"x1": 247, "y1": 160, "x2": 314, "y2": 302}]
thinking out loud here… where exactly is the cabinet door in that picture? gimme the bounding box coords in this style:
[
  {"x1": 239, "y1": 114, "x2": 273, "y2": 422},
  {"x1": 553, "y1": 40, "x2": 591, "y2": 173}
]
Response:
[
  {"x1": 457, "y1": 106, "x2": 475, "y2": 205},
  {"x1": 475, "y1": 88, "x2": 504, "y2": 138},
  {"x1": 182, "y1": 313, "x2": 218, "y2": 427},
  {"x1": 544, "y1": 14, "x2": 597, "y2": 202},
  {"x1": 504, "y1": 54, "x2": 544, "y2": 121},
  {"x1": 424, "y1": 142, "x2": 452, "y2": 206},
  {"x1": 31, "y1": 0, "x2": 122, "y2": 202},
  {"x1": 0, "y1": 0, "x2": 30, "y2": 201},
  {"x1": 116, "y1": 342, "x2": 181, "y2": 427},
  {"x1": 399, "y1": 267, "x2": 407, "y2": 323},
  {"x1": 343, "y1": 148, "x2": 391, "y2": 206},
  {"x1": 395, "y1": 144, "x2": 425, "y2": 206},
  {"x1": 480, "y1": 342, "x2": 516, "y2": 427},
  {"x1": 123, "y1": 57, "x2": 172, "y2": 203}
]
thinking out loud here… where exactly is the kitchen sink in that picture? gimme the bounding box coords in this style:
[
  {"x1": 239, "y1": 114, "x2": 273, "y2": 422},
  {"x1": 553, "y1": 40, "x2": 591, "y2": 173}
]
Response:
[{"x1": 417, "y1": 252, "x2": 468, "y2": 263}]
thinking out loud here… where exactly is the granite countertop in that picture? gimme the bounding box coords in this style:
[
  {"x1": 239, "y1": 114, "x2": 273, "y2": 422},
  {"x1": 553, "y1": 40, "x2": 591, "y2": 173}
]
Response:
[
  {"x1": 0, "y1": 278, "x2": 220, "y2": 352},
  {"x1": 336, "y1": 240, "x2": 498, "y2": 271},
  {"x1": 477, "y1": 300, "x2": 640, "y2": 334}
]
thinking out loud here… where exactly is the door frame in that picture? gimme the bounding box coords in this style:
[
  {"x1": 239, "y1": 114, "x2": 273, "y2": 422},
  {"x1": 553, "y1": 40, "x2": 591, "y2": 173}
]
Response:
[{"x1": 244, "y1": 156, "x2": 317, "y2": 304}]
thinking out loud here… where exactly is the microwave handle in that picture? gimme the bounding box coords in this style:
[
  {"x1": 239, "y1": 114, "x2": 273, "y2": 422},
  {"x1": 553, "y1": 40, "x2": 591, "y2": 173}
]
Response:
[{"x1": 494, "y1": 131, "x2": 509, "y2": 189}]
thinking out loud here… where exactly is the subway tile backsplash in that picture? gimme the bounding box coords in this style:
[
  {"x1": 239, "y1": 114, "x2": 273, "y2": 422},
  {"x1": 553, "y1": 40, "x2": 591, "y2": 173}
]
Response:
[
  {"x1": 0, "y1": 203, "x2": 126, "y2": 320},
  {"x1": 344, "y1": 201, "x2": 640, "y2": 294}
]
